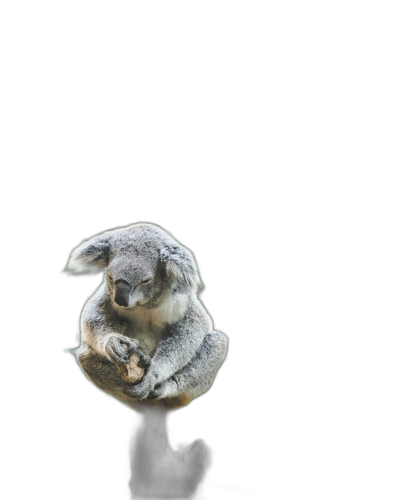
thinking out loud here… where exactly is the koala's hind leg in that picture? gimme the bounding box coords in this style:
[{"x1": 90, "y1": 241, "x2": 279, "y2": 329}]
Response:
[{"x1": 154, "y1": 331, "x2": 228, "y2": 407}]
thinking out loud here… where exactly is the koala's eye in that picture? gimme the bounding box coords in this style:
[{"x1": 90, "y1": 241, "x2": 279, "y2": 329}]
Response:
[
  {"x1": 108, "y1": 275, "x2": 113, "y2": 282},
  {"x1": 141, "y1": 278, "x2": 152, "y2": 285}
]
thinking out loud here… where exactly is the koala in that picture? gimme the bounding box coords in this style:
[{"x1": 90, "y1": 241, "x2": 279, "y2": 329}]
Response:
[{"x1": 66, "y1": 222, "x2": 228, "y2": 409}]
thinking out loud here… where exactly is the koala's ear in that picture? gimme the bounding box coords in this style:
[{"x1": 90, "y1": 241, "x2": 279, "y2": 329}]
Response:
[
  {"x1": 65, "y1": 235, "x2": 110, "y2": 274},
  {"x1": 160, "y1": 244, "x2": 201, "y2": 291}
]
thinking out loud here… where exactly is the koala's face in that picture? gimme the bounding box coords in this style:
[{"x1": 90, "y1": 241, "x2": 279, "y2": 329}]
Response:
[
  {"x1": 107, "y1": 249, "x2": 167, "y2": 309},
  {"x1": 66, "y1": 223, "x2": 201, "y2": 308}
]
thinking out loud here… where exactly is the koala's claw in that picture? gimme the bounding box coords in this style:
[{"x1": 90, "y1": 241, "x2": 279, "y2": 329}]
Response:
[
  {"x1": 122, "y1": 337, "x2": 140, "y2": 356},
  {"x1": 137, "y1": 354, "x2": 152, "y2": 368},
  {"x1": 147, "y1": 385, "x2": 163, "y2": 400},
  {"x1": 123, "y1": 375, "x2": 155, "y2": 400},
  {"x1": 105, "y1": 336, "x2": 140, "y2": 364},
  {"x1": 123, "y1": 383, "x2": 147, "y2": 400}
]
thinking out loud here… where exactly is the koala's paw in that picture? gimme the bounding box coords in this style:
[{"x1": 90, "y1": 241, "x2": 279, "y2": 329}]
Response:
[
  {"x1": 136, "y1": 352, "x2": 152, "y2": 369},
  {"x1": 105, "y1": 335, "x2": 140, "y2": 364},
  {"x1": 148, "y1": 378, "x2": 179, "y2": 400},
  {"x1": 123, "y1": 374, "x2": 156, "y2": 401},
  {"x1": 147, "y1": 384, "x2": 164, "y2": 400}
]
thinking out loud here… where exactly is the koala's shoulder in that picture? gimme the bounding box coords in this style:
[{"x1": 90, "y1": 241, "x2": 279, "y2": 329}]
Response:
[{"x1": 182, "y1": 294, "x2": 213, "y2": 332}]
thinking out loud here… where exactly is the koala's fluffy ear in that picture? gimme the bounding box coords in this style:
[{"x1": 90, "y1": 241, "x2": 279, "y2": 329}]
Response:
[
  {"x1": 160, "y1": 244, "x2": 202, "y2": 291},
  {"x1": 65, "y1": 234, "x2": 110, "y2": 274}
]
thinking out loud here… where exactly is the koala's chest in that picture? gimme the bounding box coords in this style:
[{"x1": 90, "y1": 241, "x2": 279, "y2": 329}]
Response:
[{"x1": 121, "y1": 307, "x2": 168, "y2": 356}]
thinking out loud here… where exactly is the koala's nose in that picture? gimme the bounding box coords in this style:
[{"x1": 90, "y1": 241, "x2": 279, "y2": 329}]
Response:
[{"x1": 114, "y1": 279, "x2": 131, "y2": 307}]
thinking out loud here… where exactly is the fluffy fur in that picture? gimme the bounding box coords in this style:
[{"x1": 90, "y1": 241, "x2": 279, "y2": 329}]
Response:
[{"x1": 66, "y1": 222, "x2": 228, "y2": 408}]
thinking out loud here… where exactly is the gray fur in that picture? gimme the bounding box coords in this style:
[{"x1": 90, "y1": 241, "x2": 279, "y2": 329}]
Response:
[{"x1": 66, "y1": 222, "x2": 228, "y2": 408}]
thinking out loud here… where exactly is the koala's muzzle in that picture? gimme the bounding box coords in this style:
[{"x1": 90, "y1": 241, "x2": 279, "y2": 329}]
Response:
[{"x1": 114, "y1": 279, "x2": 131, "y2": 307}]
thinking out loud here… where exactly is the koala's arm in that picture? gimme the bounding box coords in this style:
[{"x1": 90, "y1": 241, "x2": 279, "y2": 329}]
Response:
[
  {"x1": 148, "y1": 298, "x2": 211, "y2": 384},
  {"x1": 80, "y1": 286, "x2": 140, "y2": 364}
]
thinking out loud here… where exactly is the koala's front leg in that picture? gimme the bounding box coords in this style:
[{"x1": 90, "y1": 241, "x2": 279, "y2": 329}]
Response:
[
  {"x1": 123, "y1": 319, "x2": 207, "y2": 401},
  {"x1": 149, "y1": 331, "x2": 229, "y2": 402},
  {"x1": 81, "y1": 294, "x2": 149, "y2": 366}
]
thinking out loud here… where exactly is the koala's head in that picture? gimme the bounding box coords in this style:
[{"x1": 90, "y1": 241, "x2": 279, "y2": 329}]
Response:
[{"x1": 65, "y1": 223, "x2": 201, "y2": 308}]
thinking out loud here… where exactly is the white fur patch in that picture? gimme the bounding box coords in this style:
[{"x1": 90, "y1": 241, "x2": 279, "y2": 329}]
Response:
[
  {"x1": 121, "y1": 289, "x2": 188, "y2": 333},
  {"x1": 118, "y1": 289, "x2": 189, "y2": 355}
]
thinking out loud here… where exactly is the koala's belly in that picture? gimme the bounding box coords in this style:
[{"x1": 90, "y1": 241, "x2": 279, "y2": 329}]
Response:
[{"x1": 123, "y1": 324, "x2": 163, "y2": 356}]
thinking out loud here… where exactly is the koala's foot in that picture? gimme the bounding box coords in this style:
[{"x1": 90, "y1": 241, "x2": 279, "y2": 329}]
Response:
[
  {"x1": 123, "y1": 373, "x2": 158, "y2": 401},
  {"x1": 105, "y1": 335, "x2": 139, "y2": 364},
  {"x1": 147, "y1": 386, "x2": 163, "y2": 399},
  {"x1": 147, "y1": 374, "x2": 184, "y2": 400}
]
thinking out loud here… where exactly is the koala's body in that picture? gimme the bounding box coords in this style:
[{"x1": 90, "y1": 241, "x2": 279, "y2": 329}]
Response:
[{"x1": 66, "y1": 223, "x2": 228, "y2": 410}]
